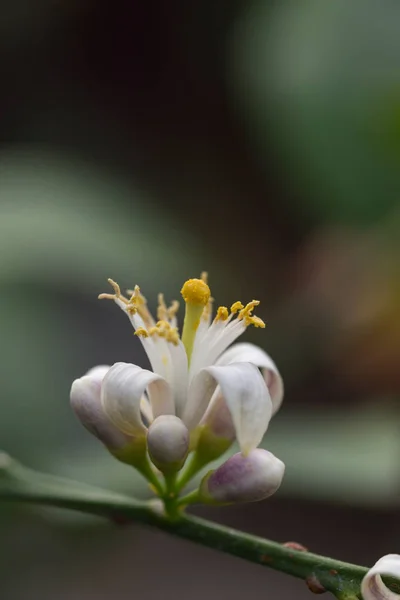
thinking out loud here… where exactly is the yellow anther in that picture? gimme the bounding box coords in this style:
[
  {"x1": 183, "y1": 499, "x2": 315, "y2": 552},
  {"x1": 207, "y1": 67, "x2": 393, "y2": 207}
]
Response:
[
  {"x1": 167, "y1": 300, "x2": 180, "y2": 319},
  {"x1": 165, "y1": 327, "x2": 180, "y2": 345},
  {"x1": 181, "y1": 278, "x2": 211, "y2": 306},
  {"x1": 237, "y1": 300, "x2": 265, "y2": 328},
  {"x1": 239, "y1": 300, "x2": 260, "y2": 319},
  {"x1": 245, "y1": 315, "x2": 266, "y2": 328},
  {"x1": 98, "y1": 279, "x2": 129, "y2": 303},
  {"x1": 147, "y1": 320, "x2": 179, "y2": 345},
  {"x1": 215, "y1": 306, "x2": 229, "y2": 322},
  {"x1": 157, "y1": 293, "x2": 168, "y2": 321},
  {"x1": 230, "y1": 301, "x2": 244, "y2": 314},
  {"x1": 126, "y1": 285, "x2": 154, "y2": 326},
  {"x1": 135, "y1": 327, "x2": 149, "y2": 338}
]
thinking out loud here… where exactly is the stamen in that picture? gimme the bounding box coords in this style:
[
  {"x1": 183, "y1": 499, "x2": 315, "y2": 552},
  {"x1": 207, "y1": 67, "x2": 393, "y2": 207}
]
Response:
[
  {"x1": 181, "y1": 278, "x2": 211, "y2": 362},
  {"x1": 239, "y1": 300, "x2": 266, "y2": 328},
  {"x1": 167, "y1": 300, "x2": 179, "y2": 320},
  {"x1": 215, "y1": 306, "x2": 229, "y2": 322},
  {"x1": 147, "y1": 320, "x2": 180, "y2": 345},
  {"x1": 98, "y1": 278, "x2": 129, "y2": 304},
  {"x1": 201, "y1": 271, "x2": 208, "y2": 283},
  {"x1": 202, "y1": 295, "x2": 214, "y2": 322},
  {"x1": 127, "y1": 285, "x2": 153, "y2": 325},
  {"x1": 157, "y1": 293, "x2": 168, "y2": 321},
  {"x1": 135, "y1": 327, "x2": 149, "y2": 338},
  {"x1": 230, "y1": 301, "x2": 244, "y2": 314}
]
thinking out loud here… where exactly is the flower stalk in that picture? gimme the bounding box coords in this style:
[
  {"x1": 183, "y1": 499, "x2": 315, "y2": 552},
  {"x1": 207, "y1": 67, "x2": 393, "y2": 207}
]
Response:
[{"x1": 3, "y1": 455, "x2": 400, "y2": 599}]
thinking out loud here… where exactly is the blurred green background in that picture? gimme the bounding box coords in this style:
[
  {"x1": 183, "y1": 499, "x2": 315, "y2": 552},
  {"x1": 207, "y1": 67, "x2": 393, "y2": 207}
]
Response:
[{"x1": 1, "y1": 1, "x2": 400, "y2": 598}]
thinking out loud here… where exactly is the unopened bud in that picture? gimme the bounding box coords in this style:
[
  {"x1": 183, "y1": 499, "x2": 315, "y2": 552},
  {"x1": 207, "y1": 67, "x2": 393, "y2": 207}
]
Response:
[
  {"x1": 147, "y1": 415, "x2": 189, "y2": 473},
  {"x1": 200, "y1": 449, "x2": 285, "y2": 505},
  {"x1": 70, "y1": 370, "x2": 146, "y2": 464}
]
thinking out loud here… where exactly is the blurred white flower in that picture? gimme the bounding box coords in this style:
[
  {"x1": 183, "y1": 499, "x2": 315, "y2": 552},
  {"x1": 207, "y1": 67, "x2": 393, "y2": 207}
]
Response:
[{"x1": 361, "y1": 554, "x2": 400, "y2": 599}]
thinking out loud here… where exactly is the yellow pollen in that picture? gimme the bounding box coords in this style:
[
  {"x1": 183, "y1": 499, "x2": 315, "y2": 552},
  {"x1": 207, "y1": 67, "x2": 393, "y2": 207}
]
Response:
[
  {"x1": 166, "y1": 328, "x2": 179, "y2": 345},
  {"x1": 215, "y1": 306, "x2": 229, "y2": 322},
  {"x1": 157, "y1": 293, "x2": 168, "y2": 321},
  {"x1": 181, "y1": 278, "x2": 210, "y2": 306},
  {"x1": 239, "y1": 300, "x2": 260, "y2": 318},
  {"x1": 236, "y1": 300, "x2": 266, "y2": 328},
  {"x1": 246, "y1": 315, "x2": 266, "y2": 328},
  {"x1": 147, "y1": 320, "x2": 180, "y2": 345},
  {"x1": 135, "y1": 327, "x2": 149, "y2": 338},
  {"x1": 230, "y1": 301, "x2": 244, "y2": 314},
  {"x1": 167, "y1": 299, "x2": 180, "y2": 319},
  {"x1": 126, "y1": 285, "x2": 154, "y2": 325}
]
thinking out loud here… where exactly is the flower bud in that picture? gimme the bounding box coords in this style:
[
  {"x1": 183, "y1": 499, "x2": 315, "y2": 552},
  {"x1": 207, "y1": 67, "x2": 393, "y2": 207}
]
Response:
[
  {"x1": 199, "y1": 449, "x2": 285, "y2": 505},
  {"x1": 70, "y1": 370, "x2": 146, "y2": 464},
  {"x1": 147, "y1": 415, "x2": 189, "y2": 473}
]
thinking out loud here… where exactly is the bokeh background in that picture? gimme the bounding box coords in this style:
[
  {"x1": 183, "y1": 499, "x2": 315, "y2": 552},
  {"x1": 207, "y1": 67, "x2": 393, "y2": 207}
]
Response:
[{"x1": 1, "y1": 0, "x2": 400, "y2": 598}]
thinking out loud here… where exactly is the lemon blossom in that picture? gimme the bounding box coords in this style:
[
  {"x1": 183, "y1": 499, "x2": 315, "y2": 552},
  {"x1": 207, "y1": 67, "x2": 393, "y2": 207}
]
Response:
[
  {"x1": 361, "y1": 554, "x2": 400, "y2": 599},
  {"x1": 92, "y1": 274, "x2": 283, "y2": 455}
]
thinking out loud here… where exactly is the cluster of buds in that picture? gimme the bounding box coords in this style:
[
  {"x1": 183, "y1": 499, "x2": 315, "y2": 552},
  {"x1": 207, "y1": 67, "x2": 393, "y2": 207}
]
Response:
[{"x1": 70, "y1": 274, "x2": 285, "y2": 511}]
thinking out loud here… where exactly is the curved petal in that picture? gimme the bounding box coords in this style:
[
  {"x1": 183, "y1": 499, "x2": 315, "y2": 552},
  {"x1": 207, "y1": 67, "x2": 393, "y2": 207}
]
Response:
[
  {"x1": 216, "y1": 343, "x2": 283, "y2": 415},
  {"x1": 70, "y1": 368, "x2": 131, "y2": 450},
  {"x1": 183, "y1": 369, "x2": 218, "y2": 431},
  {"x1": 101, "y1": 362, "x2": 173, "y2": 435},
  {"x1": 184, "y1": 362, "x2": 272, "y2": 454},
  {"x1": 85, "y1": 364, "x2": 110, "y2": 382},
  {"x1": 361, "y1": 554, "x2": 400, "y2": 600}
]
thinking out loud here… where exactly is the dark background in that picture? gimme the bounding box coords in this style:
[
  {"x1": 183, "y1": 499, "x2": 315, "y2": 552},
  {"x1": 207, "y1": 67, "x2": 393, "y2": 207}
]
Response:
[{"x1": 1, "y1": 1, "x2": 400, "y2": 598}]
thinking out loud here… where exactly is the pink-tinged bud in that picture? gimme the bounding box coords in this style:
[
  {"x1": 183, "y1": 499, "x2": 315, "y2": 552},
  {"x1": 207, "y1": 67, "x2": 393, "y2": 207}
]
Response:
[
  {"x1": 147, "y1": 415, "x2": 189, "y2": 473},
  {"x1": 200, "y1": 449, "x2": 285, "y2": 505},
  {"x1": 70, "y1": 374, "x2": 133, "y2": 451}
]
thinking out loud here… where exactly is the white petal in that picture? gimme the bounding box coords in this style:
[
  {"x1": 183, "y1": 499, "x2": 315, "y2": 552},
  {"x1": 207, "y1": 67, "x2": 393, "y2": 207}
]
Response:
[
  {"x1": 70, "y1": 371, "x2": 130, "y2": 449},
  {"x1": 206, "y1": 363, "x2": 272, "y2": 454},
  {"x1": 85, "y1": 364, "x2": 110, "y2": 382},
  {"x1": 216, "y1": 343, "x2": 283, "y2": 415},
  {"x1": 189, "y1": 318, "x2": 245, "y2": 379},
  {"x1": 361, "y1": 555, "x2": 400, "y2": 600},
  {"x1": 140, "y1": 396, "x2": 154, "y2": 424},
  {"x1": 168, "y1": 341, "x2": 189, "y2": 417},
  {"x1": 101, "y1": 362, "x2": 173, "y2": 435},
  {"x1": 114, "y1": 298, "x2": 170, "y2": 379},
  {"x1": 184, "y1": 362, "x2": 272, "y2": 454},
  {"x1": 182, "y1": 369, "x2": 218, "y2": 431}
]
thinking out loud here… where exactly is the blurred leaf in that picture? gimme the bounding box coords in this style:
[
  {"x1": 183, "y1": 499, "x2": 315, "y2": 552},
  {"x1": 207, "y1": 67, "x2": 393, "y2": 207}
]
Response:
[
  {"x1": 230, "y1": 0, "x2": 400, "y2": 224},
  {"x1": 264, "y1": 404, "x2": 400, "y2": 507}
]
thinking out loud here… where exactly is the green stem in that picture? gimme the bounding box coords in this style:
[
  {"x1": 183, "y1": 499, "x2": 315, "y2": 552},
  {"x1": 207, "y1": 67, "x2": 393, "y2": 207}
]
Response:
[
  {"x1": 1, "y1": 454, "x2": 400, "y2": 599},
  {"x1": 175, "y1": 451, "x2": 205, "y2": 491},
  {"x1": 175, "y1": 488, "x2": 201, "y2": 507}
]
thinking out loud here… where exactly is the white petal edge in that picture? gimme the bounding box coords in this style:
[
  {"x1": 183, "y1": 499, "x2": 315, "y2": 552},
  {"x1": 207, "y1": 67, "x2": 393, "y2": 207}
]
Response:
[
  {"x1": 216, "y1": 343, "x2": 284, "y2": 415},
  {"x1": 101, "y1": 362, "x2": 174, "y2": 436},
  {"x1": 184, "y1": 362, "x2": 272, "y2": 454},
  {"x1": 70, "y1": 369, "x2": 130, "y2": 449},
  {"x1": 85, "y1": 364, "x2": 110, "y2": 382},
  {"x1": 361, "y1": 554, "x2": 400, "y2": 600}
]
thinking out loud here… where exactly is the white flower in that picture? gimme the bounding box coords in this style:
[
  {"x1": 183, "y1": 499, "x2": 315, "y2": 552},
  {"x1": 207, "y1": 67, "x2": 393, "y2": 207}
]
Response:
[
  {"x1": 72, "y1": 274, "x2": 283, "y2": 461},
  {"x1": 361, "y1": 554, "x2": 400, "y2": 599}
]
